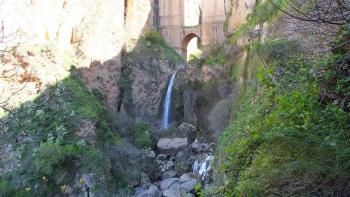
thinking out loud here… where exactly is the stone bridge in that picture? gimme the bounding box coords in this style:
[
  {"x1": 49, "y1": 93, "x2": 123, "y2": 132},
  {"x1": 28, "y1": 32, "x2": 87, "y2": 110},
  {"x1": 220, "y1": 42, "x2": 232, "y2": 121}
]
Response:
[{"x1": 156, "y1": 0, "x2": 226, "y2": 60}]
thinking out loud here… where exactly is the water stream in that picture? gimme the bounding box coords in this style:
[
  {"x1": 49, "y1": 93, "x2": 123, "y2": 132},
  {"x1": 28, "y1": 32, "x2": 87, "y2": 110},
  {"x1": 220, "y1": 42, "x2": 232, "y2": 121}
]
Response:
[
  {"x1": 162, "y1": 72, "x2": 177, "y2": 129},
  {"x1": 192, "y1": 154, "x2": 214, "y2": 182}
]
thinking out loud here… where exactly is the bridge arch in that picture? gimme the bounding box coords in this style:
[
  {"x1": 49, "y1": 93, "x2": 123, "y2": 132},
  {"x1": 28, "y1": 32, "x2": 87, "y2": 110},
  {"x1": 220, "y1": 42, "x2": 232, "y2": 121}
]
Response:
[{"x1": 181, "y1": 33, "x2": 201, "y2": 61}]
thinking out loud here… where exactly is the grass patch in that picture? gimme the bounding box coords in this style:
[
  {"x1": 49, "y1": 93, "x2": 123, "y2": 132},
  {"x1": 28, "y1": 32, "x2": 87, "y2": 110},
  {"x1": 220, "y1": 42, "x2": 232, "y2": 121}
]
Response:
[
  {"x1": 205, "y1": 51, "x2": 227, "y2": 66},
  {"x1": 140, "y1": 31, "x2": 183, "y2": 65},
  {"x1": 133, "y1": 123, "x2": 152, "y2": 148}
]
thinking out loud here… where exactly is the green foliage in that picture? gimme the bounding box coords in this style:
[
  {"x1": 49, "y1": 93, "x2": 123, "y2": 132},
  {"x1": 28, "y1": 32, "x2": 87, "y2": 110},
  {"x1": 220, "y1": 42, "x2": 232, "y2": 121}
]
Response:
[
  {"x1": 1, "y1": 75, "x2": 121, "y2": 196},
  {"x1": 133, "y1": 123, "x2": 152, "y2": 148},
  {"x1": 62, "y1": 78, "x2": 106, "y2": 120},
  {"x1": 142, "y1": 31, "x2": 169, "y2": 48},
  {"x1": 205, "y1": 51, "x2": 227, "y2": 65},
  {"x1": 188, "y1": 49, "x2": 202, "y2": 64},
  {"x1": 34, "y1": 141, "x2": 76, "y2": 175},
  {"x1": 217, "y1": 39, "x2": 350, "y2": 196},
  {"x1": 141, "y1": 31, "x2": 183, "y2": 64},
  {"x1": 0, "y1": 180, "x2": 30, "y2": 197},
  {"x1": 230, "y1": 0, "x2": 288, "y2": 43}
]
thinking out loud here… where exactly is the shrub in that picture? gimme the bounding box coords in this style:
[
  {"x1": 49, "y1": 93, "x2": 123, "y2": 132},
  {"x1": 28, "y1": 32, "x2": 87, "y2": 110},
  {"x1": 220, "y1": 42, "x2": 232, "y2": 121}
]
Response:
[
  {"x1": 205, "y1": 51, "x2": 227, "y2": 65},
  {"x1": 133, "y1": 123, "x2": 152, "y2": 148},
  {"x1": 140, "y1": 31, "x2": 183, "y2": 64},
  {"x1": 217, "y1": 39, "x2": 350, "y2": 196},
  {"x1": 34, "y1": 141, "x2": 76, "y2": 175}
]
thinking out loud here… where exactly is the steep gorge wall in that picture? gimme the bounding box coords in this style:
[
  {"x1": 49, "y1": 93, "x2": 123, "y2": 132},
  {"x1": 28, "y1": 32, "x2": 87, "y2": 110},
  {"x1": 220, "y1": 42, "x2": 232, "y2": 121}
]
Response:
[
  {"x1": 225, "y1": 0, "x2": 257, "y2": 34},
  {"x1": 0, "y1": 0, "x2": 155, "y2": 114}
]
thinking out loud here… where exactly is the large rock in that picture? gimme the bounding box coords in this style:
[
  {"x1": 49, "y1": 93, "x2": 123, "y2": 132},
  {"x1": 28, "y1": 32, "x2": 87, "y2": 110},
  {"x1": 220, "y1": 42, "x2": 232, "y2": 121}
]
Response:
[
  {"x1": 191, "y1": 139, "x2": 211, "y2": 153},
  {"x1": 181, "y1": 179, "x2": 198, "y2": 193},
  {"x1": 133, "y1": 184, "x2": 162, "y2": 197},
  {"x1": 179, "y1": 173, "x2": 194, "y2": 183},
  {"x1": 140, "y1": 149, "x2": 161, "y2": 181},
  {"x1": 174, "y1": 149, "x2": 193, "y2": 175},
  {"x1": 178, "y1": 123, "x2": 197, "y2": 142},
  {"x1": 157, "y1": 138, "x2": 188, "y2": 154},
  {"x1": 160, "y1": 178, "x2": 180, "y2": 191},
  {"x1": 163, "y1": 183, "x2": 187, "y2": 197}
]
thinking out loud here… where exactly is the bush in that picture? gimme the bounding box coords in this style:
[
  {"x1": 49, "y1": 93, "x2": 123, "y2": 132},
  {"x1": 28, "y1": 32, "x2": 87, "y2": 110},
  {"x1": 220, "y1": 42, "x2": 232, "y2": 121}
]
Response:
[
  {"x1": 1, "y1": 75, "x2": 120, "y2": 196},
  {"x1": 205, "y1": 51, "x2": 227, "y2": 65},
  {"x1": 140, "y1": 31, "x2": 183, "y2": 64},
  {"x1": 34, "y1": 141, "x2": 76, "y2": 175},
  {"x1": 133, "y1": 123, "x2": 152, "y2": 148}
]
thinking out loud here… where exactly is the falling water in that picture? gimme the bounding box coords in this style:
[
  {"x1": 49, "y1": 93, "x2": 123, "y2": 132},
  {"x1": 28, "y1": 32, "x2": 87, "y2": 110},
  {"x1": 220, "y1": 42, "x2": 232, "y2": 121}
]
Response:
[
  {"x1": 162, "y1": 73, "x2": 177, "y2": 129},
  {"x1": 192, "y1": 154, "x2": 214, "y2": 182}
]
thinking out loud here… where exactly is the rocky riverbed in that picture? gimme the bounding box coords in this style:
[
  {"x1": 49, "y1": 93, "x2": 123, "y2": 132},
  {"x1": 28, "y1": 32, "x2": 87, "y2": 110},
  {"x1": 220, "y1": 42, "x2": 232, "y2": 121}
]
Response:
[{"x1": 133, "y1": 123, "x2": 215, "y2": 197}]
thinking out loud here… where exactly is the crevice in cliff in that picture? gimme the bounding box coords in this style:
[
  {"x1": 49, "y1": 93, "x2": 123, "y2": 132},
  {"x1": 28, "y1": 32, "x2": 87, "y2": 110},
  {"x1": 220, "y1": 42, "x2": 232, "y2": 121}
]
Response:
[{"x1": 124, "y1": 0, "x2": 128, "y2": 24}]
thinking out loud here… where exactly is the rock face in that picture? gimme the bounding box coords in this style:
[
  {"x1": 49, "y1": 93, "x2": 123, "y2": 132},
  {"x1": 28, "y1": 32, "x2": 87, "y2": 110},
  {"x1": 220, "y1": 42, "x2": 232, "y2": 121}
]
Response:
[
  {"x1": 157, "y1": 138, "x2": 189, "y2": 154},
  {"x1": 183, "y1": 90, "x2": 199, "y2": 125},
  {"x1": 178, "y1": 123, "x2": 197, "y2": 142},
  {"x1": 225, "y1": 0, "x2": 257, "y2": 34},
  {"x1": 0, "y1": 0, "x2": 156, "y2": 114}
]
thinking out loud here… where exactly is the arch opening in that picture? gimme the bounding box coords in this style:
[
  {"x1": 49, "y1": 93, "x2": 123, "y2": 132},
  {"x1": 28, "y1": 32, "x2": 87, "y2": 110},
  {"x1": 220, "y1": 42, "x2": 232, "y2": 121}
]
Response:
[{"x1": 182, "y1": 33, "x2": 201, "y2": 62}]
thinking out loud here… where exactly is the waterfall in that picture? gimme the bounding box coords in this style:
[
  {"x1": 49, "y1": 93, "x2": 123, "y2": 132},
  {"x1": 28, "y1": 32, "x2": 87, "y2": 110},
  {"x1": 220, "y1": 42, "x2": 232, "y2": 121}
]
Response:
[{"x1": 162, "y1": 73, "x2": 177, "y2": 129}]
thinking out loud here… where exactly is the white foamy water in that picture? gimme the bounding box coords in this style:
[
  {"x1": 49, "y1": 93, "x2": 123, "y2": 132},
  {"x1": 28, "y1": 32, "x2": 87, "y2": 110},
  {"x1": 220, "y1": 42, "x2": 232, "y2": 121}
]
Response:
[{"x1": 192, "y1": 154, "x2": 214, "y2": 181}]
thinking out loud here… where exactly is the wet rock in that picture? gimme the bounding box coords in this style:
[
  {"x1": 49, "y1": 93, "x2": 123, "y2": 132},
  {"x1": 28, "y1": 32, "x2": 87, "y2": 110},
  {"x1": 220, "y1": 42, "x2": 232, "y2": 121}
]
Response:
[
  {"x1": 178, "y1": 122, "x2": 197, "y2": 142},
  {"x1": 133, "y1": 184, "x2": 162, "y2": 197},
  {"x1": 160, "y1": 178, "x2": 180, "y2": 190},
  {"x1": 163, "y1": 183, "x2": 186, "y2": 197},
  {"x1": 157, "y1": 138, "x2": 188, "y2": 154}
]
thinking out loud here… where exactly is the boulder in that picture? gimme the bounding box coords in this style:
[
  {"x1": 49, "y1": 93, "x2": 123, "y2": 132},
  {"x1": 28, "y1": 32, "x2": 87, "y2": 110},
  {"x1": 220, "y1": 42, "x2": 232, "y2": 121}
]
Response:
[
  {"x1": 178, "y1": 123, "x2": 197, "y2": 142},
  {"x1": 181, "y1": 179, "x2": 198, "y2": 193},
  {"x1": 160, "y1": 178, "x2": 180, "y2": 191},
  {"x1": 179, "y1": 173, "x2": 194, "y2": 183},
  {"x1": 140, "y1": 149, "x2": 161, "y2": 181},
  {"x1": 163, "y1": 183, "x2": 187, "y2": 197},
  {"x1": 133, "y1": 184, "x2": 162, "y2": 197},
  {"x1": 157, "y1": 138, "x2": 188, "y2": 154},
  {"x1": 175, "y1": 149, "x2": 193, "y2": 175},
  {"x1": 191, "y1": 139, "x2": 210, "y2": 153}
]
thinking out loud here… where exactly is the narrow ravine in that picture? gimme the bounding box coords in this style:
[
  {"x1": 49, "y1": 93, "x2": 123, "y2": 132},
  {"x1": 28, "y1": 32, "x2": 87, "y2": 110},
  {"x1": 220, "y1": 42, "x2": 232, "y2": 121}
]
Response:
[{"x1": 132, "y1": 72, "x2": 217, "y2": 197}]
